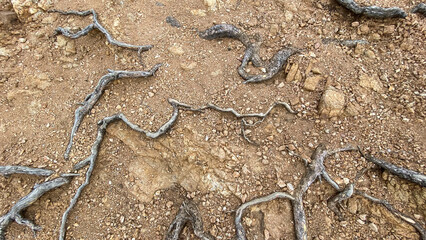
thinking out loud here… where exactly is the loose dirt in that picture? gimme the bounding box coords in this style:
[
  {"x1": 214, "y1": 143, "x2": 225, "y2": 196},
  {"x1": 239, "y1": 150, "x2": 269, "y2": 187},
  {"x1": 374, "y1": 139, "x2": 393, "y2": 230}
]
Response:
[{"x1": 0, "y1": 0, "x2": 425, "y2": 239}]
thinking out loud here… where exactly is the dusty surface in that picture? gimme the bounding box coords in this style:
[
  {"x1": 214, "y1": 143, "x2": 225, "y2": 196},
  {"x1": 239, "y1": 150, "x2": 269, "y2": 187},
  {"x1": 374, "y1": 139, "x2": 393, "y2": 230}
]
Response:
[{"x1": 0, "y1": 0, "x2": 425, "y2": 239}]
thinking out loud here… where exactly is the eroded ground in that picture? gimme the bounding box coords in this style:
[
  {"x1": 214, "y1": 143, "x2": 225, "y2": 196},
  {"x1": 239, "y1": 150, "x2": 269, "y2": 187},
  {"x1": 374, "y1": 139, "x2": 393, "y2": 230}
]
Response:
[{"x1": 0, "y1": 0, "x2": 425, "y2": 239}]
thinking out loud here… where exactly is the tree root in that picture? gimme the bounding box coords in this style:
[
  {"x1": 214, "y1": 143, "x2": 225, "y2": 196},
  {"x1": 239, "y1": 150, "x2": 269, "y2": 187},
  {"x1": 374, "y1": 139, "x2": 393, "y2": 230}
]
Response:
[
  {"x1": 355, "y1": 190, "x2": 426, "y2": 240},
  {"x1": 50, "y1": 9, "x2": 153, "y2": 53},
  {"x1": 0, "y1": 176, "x2": 72, "y2": 240},
  {"x1": 61, "y1": 100, "x2": 182, "y2": 239},
  {"x1": 235, "y1": 192, "x2": 294, "y2": 240},
  {"x1": 165, "y1": 199, "x2": 214, "y2": 240},
  {"x1": 412, "y1": 3, "x2": 426, "y2": 15},
  {"x1": 64, "y1": 64, "x2": 162, "y2": 160},
  {"x1": 199, "y1": 24, "x2": 298, "y2": 83},
  {"x1": 169, "y1": 98, "x2": 297, "y2": 144},
  {"x1": 0, "y1": 166, "x2": 54, "y2": 177},
  {"x1": 359, "y1": 147, "x2": 426, "y2": 187},
  {"x1": 325, "y1": 150, "x2": 426, "y2": 239},
  {"x1": 335, "y1": 0, "x2": 407, "y2": 18},
  {"x1": 292, "y1": 144, "x2": 357, "y2": 240},
  {"x1": 322, "y1": 38, "x2": 369, "y2": 48}
]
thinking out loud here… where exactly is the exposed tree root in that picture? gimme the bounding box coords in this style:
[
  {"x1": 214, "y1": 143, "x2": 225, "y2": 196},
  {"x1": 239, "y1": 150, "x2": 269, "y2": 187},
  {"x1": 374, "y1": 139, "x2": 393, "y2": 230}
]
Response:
[
  {"x1": 0, "y1": 166, "x2": 54, "y2": 177},
  {"x1": 50, "y1": 9, "x2": 153, "y2": 53},
  {"x1": 61, "y1": 100, "x2": 181, "y2": 239},
  {"x1": 355, "y1": 190, "x2": 426, "y2": 240},
  {"x1": 64, "y1": 64, "x2": 162, "y2": 160},
  {"x1": 325, "y1": 151, "x2": 426, "y2": 239},
  {"x1": 199, "y1": 24, "x2": 298, "y2": 83},
  {"x1": 235, "y1": 192, "x2": 294, "y2": 240},
  {"x1": 292, "y1": 144, "x2": 357, "y2": 240},
  {"x1": 359, "y1": 147, "x2": 426, "y2": 187},
  {"x1": 322, "y1": 38, "x2": 369, "y2": 48},
  {"x1": 0, "y1": 176, "x2": 72, "y2": 240},
  {"x1": 335, "y1": 0, "x2": 407, "y2": 18},
  {"x1": 412, "y1": 3, "x2": 426, "y2": 15},
  {"x1": 165, "y1": 199, "x2": 214, "y2": 240},
  {"x1": 169, "y1": 98, "x2": 297, "y2": 144}
]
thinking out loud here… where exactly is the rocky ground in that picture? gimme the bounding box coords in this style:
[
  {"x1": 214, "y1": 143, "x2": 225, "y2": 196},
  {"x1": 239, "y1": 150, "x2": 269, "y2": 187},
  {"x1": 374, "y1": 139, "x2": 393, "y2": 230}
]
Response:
[{"x1": 0, "y1": 0, "x2": 425, "y2": 239}]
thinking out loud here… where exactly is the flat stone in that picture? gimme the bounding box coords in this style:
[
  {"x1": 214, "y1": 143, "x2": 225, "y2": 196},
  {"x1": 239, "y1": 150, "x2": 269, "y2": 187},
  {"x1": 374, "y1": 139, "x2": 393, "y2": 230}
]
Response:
[
  {"x1": 168, "y1": 45, "x2": 184, "y2": 55},
  {"x1": 345, "y1": 102, "x2": 361, "y2": 117},
  {"x1": 285, "y1": 63, "x2": 299, "y2": 82},
  {"x1": 359, "y1": 74, "x2": 383, "y2": 93},
  {"x1": 56, "y1": 35, "x2": 67, "y2": 48},
  {"x1": 303, "y1": 76, "x2": 322, "y2": 91}
]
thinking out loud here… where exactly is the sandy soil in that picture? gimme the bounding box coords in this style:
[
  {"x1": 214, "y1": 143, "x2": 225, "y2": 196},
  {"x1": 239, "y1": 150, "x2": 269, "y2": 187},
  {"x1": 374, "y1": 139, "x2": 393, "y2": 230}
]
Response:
[{"x1": 0, "y1": 0, "x2": 425, "y2": 239}]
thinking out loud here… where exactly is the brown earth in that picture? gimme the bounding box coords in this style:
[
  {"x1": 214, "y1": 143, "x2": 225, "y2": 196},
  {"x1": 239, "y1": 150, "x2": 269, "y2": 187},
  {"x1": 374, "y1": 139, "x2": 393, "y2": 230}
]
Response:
[{"x1": 0, "y1": 0, "x2": 425, "y2": 239}]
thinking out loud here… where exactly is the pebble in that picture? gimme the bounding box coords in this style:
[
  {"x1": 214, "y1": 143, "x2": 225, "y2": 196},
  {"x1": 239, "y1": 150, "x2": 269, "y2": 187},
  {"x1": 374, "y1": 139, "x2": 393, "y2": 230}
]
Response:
[
  {"x1": 0, "y1": 11, "x2": 18, "y2": 25},
  {"x1": 369, "y1": 223, "x2": 378, "y2": 232},
  {"x1": 284, "y1": 11, "x2": 293, "y2": 22},
  {"x1": 359, "y1": 24, "x2": 369, "y2": 34},
  {"x1": 204, "y1": 0, "x2": 217, "y2": 11},
  {"x1": 318, "y1": 86, "x2": 346, "y2": 117},
  {"x1": 0, "y1": 47, "x2": 10, "y2": 57},
  {"x1": 191, "y1": 9, "x2": 207, "y2": 16},
  {"x1": 364, "y1": 49, "x2": 375, "y2": 59},
  {"x1": 168, "y1": 45, "x2": 184, "y2": 55},
  {"x1": 383, "y1": 25, "x2": 395, "y2": 34}
]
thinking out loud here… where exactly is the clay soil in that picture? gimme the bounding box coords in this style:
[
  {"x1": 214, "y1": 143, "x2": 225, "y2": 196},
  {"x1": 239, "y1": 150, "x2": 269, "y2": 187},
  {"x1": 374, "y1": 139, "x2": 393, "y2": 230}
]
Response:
[{"x1": 0, "y1": 0, "x2": 425, "y2": 239}]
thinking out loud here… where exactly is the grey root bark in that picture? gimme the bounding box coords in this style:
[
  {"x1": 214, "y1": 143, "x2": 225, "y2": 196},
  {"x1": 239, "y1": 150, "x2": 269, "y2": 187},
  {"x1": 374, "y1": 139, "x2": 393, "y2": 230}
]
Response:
[
  {"x1": 412, "y1": 3, "x2": 426, "y2": 15},
  {"x1": 169, "y1": 98, "x2": 297, "y2": 144},
  {"x1": 164, "y1": 199, "x2": 214, "y2": 240},
  {"x1": 60, "y1": 100, "x2": 181, "y2": 240},
  {"x1": 355, "y1": 190, "x2": 426, "y2": 240},
  {"x1": 235, "y1": 192, "x2": 294, "y2": 240},
  {"x1": 0, "y1": 166, "x2": 54, "y2": 177},
  {"x1": 335, "y1": 0, "x2": 407, "y2": 18},
  {"x1": 0, "y1": 176, "x2": 72, "y2": 240},
  {"x1": 64, "y1": 64, "x2": 162, "y2": 160},
  {"x1": 291, "y1": 144, "x2": 354, "y2": 240},
  {"x1": 199, "y1": 24, "x2": 298, "y2": 83},
  {"x1": 50, "y1": 9, "x2": 153, "y2": 53},
  {"x1": 359, "y1": 148, "x2": 426, "y2": 187}
]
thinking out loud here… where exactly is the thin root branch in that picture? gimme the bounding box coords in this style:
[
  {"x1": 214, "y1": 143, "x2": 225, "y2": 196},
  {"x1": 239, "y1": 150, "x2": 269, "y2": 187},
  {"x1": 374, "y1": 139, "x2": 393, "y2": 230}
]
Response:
[
  {"x1": 335, "y1": 0, "x2": 407, "y2": 18},
  {"x1": 0, "y1": 166, "x2": 54, "y2": 177},
  {"x1": 0, "y1": 177, "x2": 72, "y2": 240},
  {"x1": 64, "y1": 64, "x2": 162, "y2": 159},
  {"x1": 50, "y1": 9, "x2": 153, "y2": 53},
  {"x1": 168, "y1": 98, "x2": 296, "y2": 144},
  {"x1": 235, "y1": 192, "x2": 294, "y2": 240},
  {"x1": 359, "y1": 147, "x2": 426, "y2": 187},
  {"x1": 199, "y1": 24, "x2": 298, "y2": 83},
  {"x1": 355, "y1": 190, "x2": 426, "y2": 239},
  {"x1": 165, "y1": 199, "x2": 214, "y2": 240}
]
